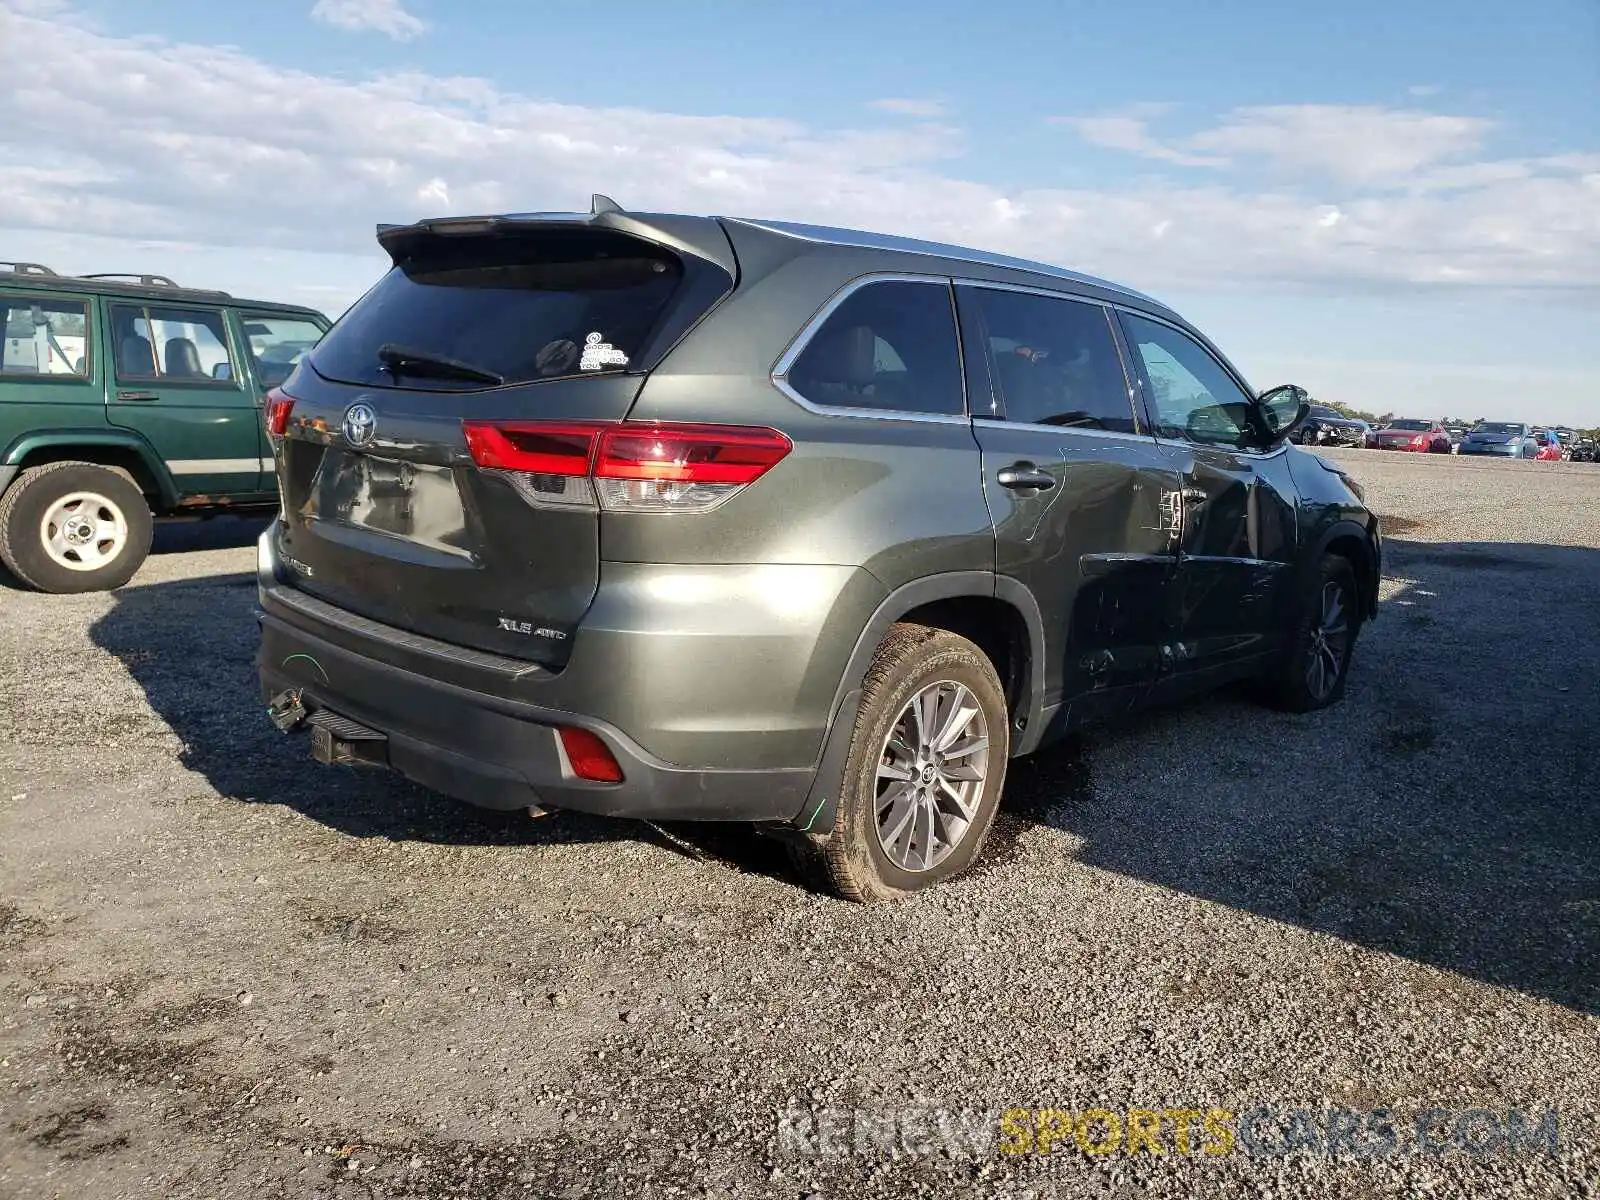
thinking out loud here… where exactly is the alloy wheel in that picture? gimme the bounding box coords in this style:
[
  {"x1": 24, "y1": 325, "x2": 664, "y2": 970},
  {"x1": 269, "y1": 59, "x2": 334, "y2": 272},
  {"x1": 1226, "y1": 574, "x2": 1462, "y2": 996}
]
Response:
[
  {"x1": 873, "y1": 680, "x2": 990, "y2": 872},
  {"x1": 1304, "y1": 580, "x2": 1350, "y2": 701}
]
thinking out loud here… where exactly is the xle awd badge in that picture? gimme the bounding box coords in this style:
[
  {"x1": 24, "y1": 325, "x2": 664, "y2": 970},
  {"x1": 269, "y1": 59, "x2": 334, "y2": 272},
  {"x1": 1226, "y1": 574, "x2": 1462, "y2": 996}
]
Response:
[
  {"x1": 498, "y1": 618, "x2": 568, "y2": 640},
  {"x1": 342, "y1": 402, "x2": 377, "y2": 448}
]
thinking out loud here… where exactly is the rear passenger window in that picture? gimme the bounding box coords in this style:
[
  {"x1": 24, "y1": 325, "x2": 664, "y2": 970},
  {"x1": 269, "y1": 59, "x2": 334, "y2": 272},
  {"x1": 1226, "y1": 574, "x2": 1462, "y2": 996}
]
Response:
[
  {"x1": 110, "y1": 304, "x2": 238, "y2": 384},
  {"x1": 784, "y1": 280, "x2": 964, "y2": 416},
  {"x1": 1, "y1": 297, "x2": 91, "y2": 378},
  {"x1": 961, "y1": 288, "x2": 1135, "y2": 432},
  {"x1": 241, "y1": 315, "x2": 326, "y2": 389}
]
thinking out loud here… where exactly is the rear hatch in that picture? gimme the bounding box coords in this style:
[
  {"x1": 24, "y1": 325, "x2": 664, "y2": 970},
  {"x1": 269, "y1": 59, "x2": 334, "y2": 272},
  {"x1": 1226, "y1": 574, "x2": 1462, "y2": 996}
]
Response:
[{"x1": 268, "y1": 218, "x2": 735, "y2": 667}]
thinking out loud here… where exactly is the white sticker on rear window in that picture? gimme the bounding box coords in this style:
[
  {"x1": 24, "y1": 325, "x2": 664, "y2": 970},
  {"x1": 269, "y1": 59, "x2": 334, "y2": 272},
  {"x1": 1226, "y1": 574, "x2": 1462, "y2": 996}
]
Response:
[{"x1": 579, "y1": 331, "x2": 629, "y2": 371}]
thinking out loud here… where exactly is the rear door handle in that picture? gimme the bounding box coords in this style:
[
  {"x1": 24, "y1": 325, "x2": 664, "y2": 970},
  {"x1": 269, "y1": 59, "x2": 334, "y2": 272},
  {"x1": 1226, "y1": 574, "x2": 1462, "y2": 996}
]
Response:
[
  {"x1": 996, "y1": 463, "x2": 1056, "y2": 491},
  {"x1": 116, "y1": 390, "x2": 159, "y2": 402}
]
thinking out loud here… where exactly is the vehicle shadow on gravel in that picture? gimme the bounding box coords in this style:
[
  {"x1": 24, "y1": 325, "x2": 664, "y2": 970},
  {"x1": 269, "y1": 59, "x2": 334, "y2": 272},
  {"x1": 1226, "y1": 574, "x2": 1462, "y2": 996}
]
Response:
[
  {"x1": 150, "y1": 515, "x2": 273, "y2": 555},
  {"x1": 1001, "y1": 536, "x2": 1600, "y2": 1014},
  {"x1": 87, "y1": 568, "x2": 796, "y2": 885},
  {"x1": 91, "y1": 537, "x2": 1598, "y2": 1009}
]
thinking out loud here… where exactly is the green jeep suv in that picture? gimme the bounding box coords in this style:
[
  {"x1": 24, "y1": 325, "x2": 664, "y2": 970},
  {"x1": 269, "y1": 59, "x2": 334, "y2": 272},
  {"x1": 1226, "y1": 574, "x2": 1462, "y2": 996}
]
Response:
[{"x1": 0, "y1": 262, "x2": 329, "y2": 592}]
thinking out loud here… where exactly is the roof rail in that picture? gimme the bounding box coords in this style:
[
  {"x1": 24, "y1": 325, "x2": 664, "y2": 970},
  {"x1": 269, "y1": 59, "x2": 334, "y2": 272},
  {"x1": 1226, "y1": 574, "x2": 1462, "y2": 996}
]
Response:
[
  {"x1": 81, "y1": 272, "x2": 182, "y2": 288},
  {"x1": 0, "y1": 261, "x2": 57, "y2": 277}
]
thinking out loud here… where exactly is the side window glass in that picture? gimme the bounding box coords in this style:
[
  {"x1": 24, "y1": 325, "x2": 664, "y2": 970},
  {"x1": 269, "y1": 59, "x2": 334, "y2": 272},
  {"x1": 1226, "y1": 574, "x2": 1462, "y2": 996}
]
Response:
[
  {"x1": 1121, "y1": 313, "x2": 1255, "y2": 448},
  {"x1": 240, "y1": 315, "x2": 326, "y2": 389},
  {"x1": 0, "y1": 297, "x2": 91, "y2": 378},
  {"x1": 962, "y1": 288, "x2": 1134, "y2": 432},
  {"x1": 110, "y1": 304, "x2": 237, "y2": 384},
  {"x1": 784, "y1": 280, "x2": 964, "y2": 416}
]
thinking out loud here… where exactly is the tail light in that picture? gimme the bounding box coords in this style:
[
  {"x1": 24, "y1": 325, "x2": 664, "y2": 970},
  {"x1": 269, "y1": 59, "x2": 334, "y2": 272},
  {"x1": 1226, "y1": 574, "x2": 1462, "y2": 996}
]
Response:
[
  {"x1": 264, "y1": 388, "x2": 295, "y2": 437},
  {"x1": 557, "y1": 726, "x2": 624, "y2": 783},
  {"x1": 462, "y1": 420, "x2": 791, "y2": 514}
]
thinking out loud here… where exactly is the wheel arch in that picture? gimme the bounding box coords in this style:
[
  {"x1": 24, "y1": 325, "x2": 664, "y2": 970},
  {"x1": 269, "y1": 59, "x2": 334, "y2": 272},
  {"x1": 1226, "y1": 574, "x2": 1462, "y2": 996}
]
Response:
[
  {"x1": 788, "y1": 571, "x2": 1046, "y2": 835},
  {"x1": 1310, "y1": 519, "x2": 1380, "y2": 621},
  {"x1": 2, "y1": 431, "x2": 177, "y2": 510}
]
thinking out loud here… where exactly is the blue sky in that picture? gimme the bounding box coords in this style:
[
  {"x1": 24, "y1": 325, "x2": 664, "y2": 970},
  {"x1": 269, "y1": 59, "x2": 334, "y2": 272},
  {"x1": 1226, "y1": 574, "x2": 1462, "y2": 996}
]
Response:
[{"x1": 3, "y1": 0, "x2": 1598, "y2": 423}]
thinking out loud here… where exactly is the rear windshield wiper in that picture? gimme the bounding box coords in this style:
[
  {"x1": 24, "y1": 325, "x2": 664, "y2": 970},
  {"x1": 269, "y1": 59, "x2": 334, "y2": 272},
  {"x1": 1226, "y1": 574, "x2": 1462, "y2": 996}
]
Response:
[{"x1": 377, "y1": 343, "x2": 505, "y2": 386}]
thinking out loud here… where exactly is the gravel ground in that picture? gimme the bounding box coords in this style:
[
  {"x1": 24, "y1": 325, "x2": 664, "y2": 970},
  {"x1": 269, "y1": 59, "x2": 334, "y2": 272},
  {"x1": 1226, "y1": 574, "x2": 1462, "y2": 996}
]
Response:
[{"x1": 2, "y1": 452, "x2": 1597, "y2": 1200}]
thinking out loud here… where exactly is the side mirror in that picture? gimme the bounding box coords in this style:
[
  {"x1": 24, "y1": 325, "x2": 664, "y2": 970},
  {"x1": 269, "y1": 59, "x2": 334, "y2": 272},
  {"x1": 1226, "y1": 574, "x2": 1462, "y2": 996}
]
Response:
[{"x1": 1257, "y1": 384, "x2": 1310, "y2": 444}]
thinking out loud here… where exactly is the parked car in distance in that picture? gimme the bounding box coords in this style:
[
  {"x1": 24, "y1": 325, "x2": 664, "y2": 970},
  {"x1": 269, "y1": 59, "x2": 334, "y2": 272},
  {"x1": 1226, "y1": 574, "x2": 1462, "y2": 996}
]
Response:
[
  {"x1": 255, "y1": 197, "x2": 1381, "y2": 901},
  {"x1": 1444, "y1": 422, "x2": 1471, "y2": 450},
  {"x1": 1293, "y1": 404, "x2": 1370, "y2": 447},
  {"x1": 1367, "y1": 418, "x2": 1452, "y2": 453},
  {"x1": 1568, "y1": 437, "x2": 1598, "y2": 463},
  {"x1": 1457, "y1": 421, "x2": 1538, "y2": 458},
  {"x1": 1534, "y1": 431, "x2": 1564, "y2": 461},
  {"x1": 0, "y1": 261, "x2": 329, "y2": 592}
]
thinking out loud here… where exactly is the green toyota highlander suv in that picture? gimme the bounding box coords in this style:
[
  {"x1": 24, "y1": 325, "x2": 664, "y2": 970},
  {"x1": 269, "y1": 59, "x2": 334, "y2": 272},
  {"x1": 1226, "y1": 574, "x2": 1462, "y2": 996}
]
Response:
[{"x1": 0, "y1": 262, "x2": 330, "y2": 592}]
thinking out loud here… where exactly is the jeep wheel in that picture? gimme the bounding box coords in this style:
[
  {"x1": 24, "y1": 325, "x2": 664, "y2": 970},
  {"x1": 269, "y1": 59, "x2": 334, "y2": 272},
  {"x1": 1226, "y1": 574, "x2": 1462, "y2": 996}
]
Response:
[
  {"x1": 793, "y1": 623, "x2": 1010, "y2": 902},
  {"x1": 0, "y1": 461, "x2": 154, "y2": 593},
  {"x1": 1266, "y1": 553, "x2": 1362, "y2": 713}
]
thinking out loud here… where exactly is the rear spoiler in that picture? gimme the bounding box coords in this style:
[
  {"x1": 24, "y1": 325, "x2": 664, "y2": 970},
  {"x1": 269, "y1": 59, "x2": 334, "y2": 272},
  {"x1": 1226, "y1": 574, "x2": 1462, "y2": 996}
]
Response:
[{"x1": 375, "y1": 195, "x2": 738, "y2": 277}]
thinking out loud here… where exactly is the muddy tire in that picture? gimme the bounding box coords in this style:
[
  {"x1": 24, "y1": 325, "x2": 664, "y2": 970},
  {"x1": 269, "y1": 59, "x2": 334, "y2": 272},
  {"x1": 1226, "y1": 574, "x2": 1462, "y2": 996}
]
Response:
[
  {"x1": 0, "y1": 461, "x2": 153, "y2": 594},
  {"x1": 790, "y1": 623, "x2": 1010, "y2": 902}
]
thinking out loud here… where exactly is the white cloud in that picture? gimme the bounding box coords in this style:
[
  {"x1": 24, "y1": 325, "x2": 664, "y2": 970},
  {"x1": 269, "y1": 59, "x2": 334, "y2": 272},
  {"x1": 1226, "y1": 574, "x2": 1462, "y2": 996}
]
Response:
[
  {"x1": 870, "y1": 98, "x2": 946, "y2": 119},
  {"x1": 1051, "y1": 113, "x2": 1228, "y2": 168},
  {"x1": 1059, "y1": 104, "x2": 1497, "y2": 186},
  {"x1": 0, "y1": 4, "x2": 1596, "y2": 304},
  {"x1": 1188, "y1": 105, "x2": 1492, "y2": 185},
  {"x1": 310, "y1": 0, "x2": 426, "y2": 41}
]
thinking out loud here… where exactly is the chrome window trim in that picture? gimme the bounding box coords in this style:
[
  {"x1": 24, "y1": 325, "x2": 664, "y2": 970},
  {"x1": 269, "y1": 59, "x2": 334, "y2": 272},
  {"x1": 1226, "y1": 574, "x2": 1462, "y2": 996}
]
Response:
[
  {"x1": 770, "y1": 272, "x2": 971, "y2": 425},
  {"x1": 971, "y1": 418, "x2": 1157, "y2": 446}
]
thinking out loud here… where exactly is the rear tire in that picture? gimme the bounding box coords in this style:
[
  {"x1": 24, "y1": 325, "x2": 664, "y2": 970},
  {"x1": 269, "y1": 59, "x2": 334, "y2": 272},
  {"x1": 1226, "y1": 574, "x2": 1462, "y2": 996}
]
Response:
[
  {"x1": 0, "y1": 461, "x2": 153, "y2": 593},
  {"x1": 1266, "y1": 553, "x2": 1361, "y2": 713},
  {"x1": 790, "y1": 623, "x2": 1010, "y2": 902}
]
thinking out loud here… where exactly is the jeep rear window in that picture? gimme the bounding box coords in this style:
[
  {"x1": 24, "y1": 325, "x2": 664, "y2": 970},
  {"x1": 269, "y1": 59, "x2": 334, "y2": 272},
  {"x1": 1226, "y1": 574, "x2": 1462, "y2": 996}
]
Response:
[
  {"x1": 309, "y1": 230, "x2": 684, "y2": 391},
  {"x1": 1, "y1": 297, "x2": 90, "y2": 378}
]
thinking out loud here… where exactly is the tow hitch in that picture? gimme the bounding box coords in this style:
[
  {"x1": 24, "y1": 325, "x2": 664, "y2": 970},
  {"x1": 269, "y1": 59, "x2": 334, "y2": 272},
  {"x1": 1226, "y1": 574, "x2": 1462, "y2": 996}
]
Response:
[
  {"x1": 267, "y1": 690, "x2": 389, "y2": 769},
  {"x1": 307, "y1": 710, "x2": 389, "y2": 768},
  {"x1": 267, "y1": 689, "x2": 307, "y2": 732}
]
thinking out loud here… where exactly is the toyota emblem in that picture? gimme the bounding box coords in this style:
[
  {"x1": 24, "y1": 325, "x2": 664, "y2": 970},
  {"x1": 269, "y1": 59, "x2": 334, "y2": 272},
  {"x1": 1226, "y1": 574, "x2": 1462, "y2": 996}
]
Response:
[{"x1": 342, "y1": 403, "x2": 377, "y2": 448}]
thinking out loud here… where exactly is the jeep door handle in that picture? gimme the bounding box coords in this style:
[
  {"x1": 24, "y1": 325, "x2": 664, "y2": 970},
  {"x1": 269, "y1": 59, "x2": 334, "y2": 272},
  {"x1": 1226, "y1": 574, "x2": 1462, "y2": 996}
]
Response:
[
  {"x1": 996, "y1": 464, "x2": 1056, "y2": 491},
  {"x1": 116, "y1": 390, "x2": 159, "y2": 402}
]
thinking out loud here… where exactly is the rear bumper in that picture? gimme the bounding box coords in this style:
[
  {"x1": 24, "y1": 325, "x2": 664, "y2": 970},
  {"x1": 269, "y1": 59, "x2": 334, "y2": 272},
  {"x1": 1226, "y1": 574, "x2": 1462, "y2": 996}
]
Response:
[
  {"x1": 258, "y1": 611, "x2": 815, "y2": 821},
  {"x1": 1457, "y1": 444, "x2": 1518, "y2": 456},
  {"x1": 251, "y1": 521, "x2": 882, "y2": 823}
]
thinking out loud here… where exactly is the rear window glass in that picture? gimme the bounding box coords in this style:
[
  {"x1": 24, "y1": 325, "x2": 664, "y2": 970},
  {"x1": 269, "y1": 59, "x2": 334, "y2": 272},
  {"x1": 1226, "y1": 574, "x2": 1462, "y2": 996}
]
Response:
[
  {"x1": 311, "y1": 230, "x2": 684, "y2": 390},
  {"x1": 962, "y1": 287, "x2": 1133, "y2": 431},
  {"x1": 1, "y1": 297, "x2": 90, "y2": 377},
  {"x1": 242, "y1": 315, "x2": 326, "y2": 389},
  {"x1": 784, "y1": 280, "x2": 964, "y2": 416},
  {"x1": 1387, "y1": 419, "x2": 1431, "y2": 431},
  {"x1": 1475, "y1": 422, "x2": 1522, "y2": 435}
]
